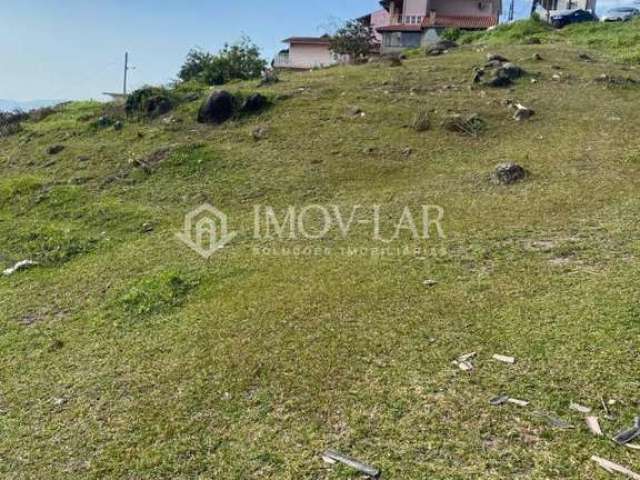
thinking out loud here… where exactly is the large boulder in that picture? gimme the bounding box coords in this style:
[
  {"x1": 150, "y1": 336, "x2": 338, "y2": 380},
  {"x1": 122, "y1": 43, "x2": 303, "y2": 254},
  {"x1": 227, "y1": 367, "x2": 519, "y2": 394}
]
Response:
[
  {"x1": 497, "y1": 63, "x2": 525, "y2": 80},
  {"x1": 197, "y1": 91, "x2": 236, "y2": 124},
  {"x1": 241, "y1": 93, "x2": 268, "y2": 113}
]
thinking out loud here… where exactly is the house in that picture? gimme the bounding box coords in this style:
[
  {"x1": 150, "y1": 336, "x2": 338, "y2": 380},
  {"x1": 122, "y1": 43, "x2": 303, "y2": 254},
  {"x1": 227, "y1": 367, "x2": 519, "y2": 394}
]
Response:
[
  {"x1": 273, "y1": 36, "x2": 346, "y2": 70},
  {"x1": 377, "y1": 0, "x2": 502, "y2": 53},
  {"x1": 358, "y1": 8, "x2": 392, "y2": 45},
  {"x1": 533, "y1": 0, "x2": 597, "y2": 20}
]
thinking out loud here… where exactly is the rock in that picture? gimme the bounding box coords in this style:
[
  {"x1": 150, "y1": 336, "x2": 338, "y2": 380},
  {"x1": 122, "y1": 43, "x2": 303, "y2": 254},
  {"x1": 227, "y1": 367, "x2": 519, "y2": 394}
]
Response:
[
  {"x1": 46, "y1": 144, "x2": 65, "y2": 155},
  {"x1": 532, "y1": 53, "x2": 544, "y2": 61},
  {"x1": 472, "y1": 68, "x2": 485, "y2": 84},
  {"x1": 95, "y1": 116, "x2": 114, "y2": 128},
  {"x1": 513, "y1": 104, "x2": 535, "y2": 121},
  {"x1": 493, "y1": 163, "x2": 526, "y2": 185},
  {"x1": 3, "y1": 260, "x2": 38, "y2": 276},
  {"x1": 241, "y1": 93, "x2": 268, "y2": 113},
  {"x1": 484, "y1": 59, "x2": 504, "y2": 69},
  {"x1": 497, "y1": 63, "x2": 525, "y2": 80},
  {"x1": 525, "y1": 37, "x2": 542, "y2": 45},
  {"x1": 113, "y1": 121, "x2": 123, "y2": 131},
  {"x1": 484, "y1": 70, "x2": 513, "y2": 88},
  {"x1": 145, "y1": 96, "x2": 173, "y2": 117},
  {"x1": 348, "y1": 106, "x2": 363, "y2": 117},
  {"x1": 197, "y1": 91, "x2": 236, "y2": 124},
  {"x1": 578, "y1": 52, "x2": 593, "y2": 62},
  {"x1": 487, "y1": 53, "x2": 509, "y2": 63},
  {"x1": 77, "y1": 155, "x2": 90, "y2": 162},
  {"x1": 427, "y1": 47, "x2": 444, "y2": 56},
  {"x1": 252, "y1": 126, "x2": 269, "y2": 141},
  {"x1": 401, "y1": 147, "x2": 413, "y2": 158}
]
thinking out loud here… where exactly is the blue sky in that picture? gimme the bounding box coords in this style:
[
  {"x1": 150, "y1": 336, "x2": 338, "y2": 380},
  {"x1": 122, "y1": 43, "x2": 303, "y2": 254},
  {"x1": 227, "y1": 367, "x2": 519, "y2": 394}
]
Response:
[{"x1": 0, "y1": 0, "x2": 621, "y2": 101}]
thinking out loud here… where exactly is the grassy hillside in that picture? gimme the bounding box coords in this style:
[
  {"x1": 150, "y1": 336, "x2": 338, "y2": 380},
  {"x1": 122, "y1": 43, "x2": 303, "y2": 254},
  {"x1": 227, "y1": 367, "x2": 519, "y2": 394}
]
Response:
[{"x1": 2, "y1": 28, "x2": 640, "y2": 478}]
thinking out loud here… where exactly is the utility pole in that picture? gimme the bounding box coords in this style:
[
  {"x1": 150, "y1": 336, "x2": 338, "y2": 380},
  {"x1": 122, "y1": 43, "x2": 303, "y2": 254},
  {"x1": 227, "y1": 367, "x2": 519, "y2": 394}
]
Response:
[
  {"x1": 508, "y1": 0, "x2": 515, "y2": 21},
  {"x1": 123, "y1": 52, "x2": 130, "y2": 96}
]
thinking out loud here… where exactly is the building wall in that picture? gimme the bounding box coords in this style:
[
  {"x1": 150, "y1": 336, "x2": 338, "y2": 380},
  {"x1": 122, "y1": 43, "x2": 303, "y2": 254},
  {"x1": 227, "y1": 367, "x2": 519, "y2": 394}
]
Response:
[
  {"x1": 370, "y1": 9, "x2": 391, "y2": 42},
  {"x1": 289, "y1": 43, "x2": 336, "y2": 69},
  {"x1": 403, "y1": 0, "x2": 428, "y2": 16},
  {"x1": 429, "y1": 0, "x2": 500, "y2": 16}
]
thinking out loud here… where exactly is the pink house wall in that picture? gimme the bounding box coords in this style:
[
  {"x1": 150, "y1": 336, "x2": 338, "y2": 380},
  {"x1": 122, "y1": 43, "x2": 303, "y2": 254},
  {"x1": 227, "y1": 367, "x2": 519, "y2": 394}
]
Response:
[
  {"x1": 289, "y1": 44, "x2": 336, "y2": 69},
  {"x1": 429, "y1": 0, "x2": 500, "y2": 16},
  {"x1": 370, "y1": 9, "x2": 391, "y2": 42}
]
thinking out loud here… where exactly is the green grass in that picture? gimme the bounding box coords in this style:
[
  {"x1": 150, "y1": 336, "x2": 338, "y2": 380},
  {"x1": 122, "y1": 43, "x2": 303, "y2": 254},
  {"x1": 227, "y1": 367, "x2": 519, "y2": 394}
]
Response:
[
  {"x1": 463, "y1": 17, "x2": 640, "y2": 63},
  {"x1": 1, "y1": 38, "x2": 640, "y2": 479}
]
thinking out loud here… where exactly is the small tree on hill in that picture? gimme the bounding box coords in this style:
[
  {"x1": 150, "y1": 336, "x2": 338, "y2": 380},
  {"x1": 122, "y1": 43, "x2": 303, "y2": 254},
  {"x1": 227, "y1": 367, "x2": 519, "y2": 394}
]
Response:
[
  {"x1": 178, "y1": 36, "x2": 267, "y2": 85},
  {"x1": 329, "y1": 20, "x2": 375, "y2": 62}
]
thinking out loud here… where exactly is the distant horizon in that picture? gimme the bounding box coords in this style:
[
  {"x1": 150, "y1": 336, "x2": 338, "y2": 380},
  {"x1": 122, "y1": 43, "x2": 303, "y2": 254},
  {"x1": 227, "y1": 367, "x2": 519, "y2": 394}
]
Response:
[{"x1": 0, "y1": 0, "x2": 627, "y2": 103}]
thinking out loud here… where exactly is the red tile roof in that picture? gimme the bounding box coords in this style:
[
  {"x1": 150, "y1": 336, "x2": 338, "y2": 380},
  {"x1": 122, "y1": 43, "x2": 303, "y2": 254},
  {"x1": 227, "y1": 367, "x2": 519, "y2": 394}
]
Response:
[{"x1": 283, "y1": 37, "x2": 331, "y2": 45}]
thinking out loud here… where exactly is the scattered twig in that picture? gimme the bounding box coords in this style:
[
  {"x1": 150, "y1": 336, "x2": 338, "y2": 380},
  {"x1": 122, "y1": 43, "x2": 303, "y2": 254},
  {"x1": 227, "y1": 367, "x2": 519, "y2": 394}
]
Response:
[
  {"x1": 322, "y1": 450, "x2": 380, "y2": 479},
  {"x1": 591, "y1": 455, "x2": 640, "y2": 480}
]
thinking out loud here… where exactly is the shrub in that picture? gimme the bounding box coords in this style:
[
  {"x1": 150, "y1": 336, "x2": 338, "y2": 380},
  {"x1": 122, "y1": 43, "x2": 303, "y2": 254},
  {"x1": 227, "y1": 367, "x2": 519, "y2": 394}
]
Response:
[
  {"x1": 125, "y1": 86, "x2": 176, "y2": 118},
  {"x1": 330, "y1": 21, "x2": 375, "y2": 61},
  {"x1": 441, "y1": 28, "x2": 462, "y2": 42},
  {"x1": 178, "y1": 36, "x2": 266, "y2": 86},
  {"x1": 0, "y1": 110, "x2": 28, "y2": 137}
]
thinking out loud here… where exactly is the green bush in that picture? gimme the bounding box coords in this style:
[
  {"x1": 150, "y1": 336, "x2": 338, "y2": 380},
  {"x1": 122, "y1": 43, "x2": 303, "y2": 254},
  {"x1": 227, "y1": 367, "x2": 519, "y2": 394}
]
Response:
[
  {"x1": 125, "y1": 86, "x2": 177, "y2": 118},
  {"x1": 178, "y1": 36, "x2": 266, "y2": 86},
  {"x1": 441, "y1": 28, "x2": 462, "y2": 41}
]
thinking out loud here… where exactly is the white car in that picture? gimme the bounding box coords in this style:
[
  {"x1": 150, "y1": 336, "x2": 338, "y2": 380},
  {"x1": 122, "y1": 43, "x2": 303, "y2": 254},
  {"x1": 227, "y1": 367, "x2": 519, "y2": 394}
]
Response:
[{"x1": 601, "y1": 6, "x2": 640, "y2": 21}]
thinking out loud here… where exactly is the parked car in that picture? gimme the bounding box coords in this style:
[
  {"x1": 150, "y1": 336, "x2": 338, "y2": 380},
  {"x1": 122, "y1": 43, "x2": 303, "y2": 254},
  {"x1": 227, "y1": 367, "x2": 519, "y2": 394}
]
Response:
[
  {"x1": 550, "y1": 9, "x2": 596, "y2": 28},
  {"x1": 601, "y1": 6, "x2": 640, "y2": 21}
]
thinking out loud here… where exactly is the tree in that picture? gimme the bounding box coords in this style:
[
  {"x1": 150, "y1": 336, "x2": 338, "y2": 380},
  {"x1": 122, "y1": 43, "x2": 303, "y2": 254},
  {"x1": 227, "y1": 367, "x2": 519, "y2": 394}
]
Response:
[
  {"x1": 178, "y1": 36, "x2": 267, "y2": 85},
  {"x1": 329, "y1": 20, "x2": 375, "y2": 62}
]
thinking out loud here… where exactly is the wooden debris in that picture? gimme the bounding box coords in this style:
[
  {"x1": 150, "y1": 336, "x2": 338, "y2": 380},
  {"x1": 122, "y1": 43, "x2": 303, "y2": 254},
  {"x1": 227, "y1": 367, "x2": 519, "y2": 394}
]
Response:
[
  {"x1": 570, "y1": 402, "x2": 592, "y2": 414},
  {"x1": 492, "y1": 354, "x2": 516, "y2": 364},
  {"x1": 586, "y1": 416, "x2": 603, "y2": 436},
  {"x1": 613, "y1": 417, "x2": 640, "y2": 445},
  {"x1": 508, "y1": 398, "x2": 530, "y2": 407},
  {"x1": 322, "y1": 450, "x2": 380, "y2": 479},
  {"x1": 591, "y1": 455, "x2": 640, "y2": 480}
]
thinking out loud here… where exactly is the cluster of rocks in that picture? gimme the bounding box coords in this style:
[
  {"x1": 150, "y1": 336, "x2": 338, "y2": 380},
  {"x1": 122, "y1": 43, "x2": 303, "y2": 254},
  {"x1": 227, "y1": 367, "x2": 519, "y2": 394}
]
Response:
[
  {"x1": 426, "y1": 39, "x2": 458, "y2": 57},
  {"x1": 93, "y1": 116, "x2": 124, "y2": 131},
  {"x1": 197, "y1": 91, "x2": 269, "y2": 125},
  {"x1": 473, "y1": 53, "x2": 526, "y2": 88}
]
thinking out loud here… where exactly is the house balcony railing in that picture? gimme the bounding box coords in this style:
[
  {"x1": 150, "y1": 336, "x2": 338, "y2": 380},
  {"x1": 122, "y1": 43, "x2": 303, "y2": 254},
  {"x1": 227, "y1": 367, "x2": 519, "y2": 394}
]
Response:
[
  {"x1": 273, "y1": 55, "x2": 290, "y2": 68},
  {"x1": 389, "y1": 14, "x2": 424, "y2": 25}
]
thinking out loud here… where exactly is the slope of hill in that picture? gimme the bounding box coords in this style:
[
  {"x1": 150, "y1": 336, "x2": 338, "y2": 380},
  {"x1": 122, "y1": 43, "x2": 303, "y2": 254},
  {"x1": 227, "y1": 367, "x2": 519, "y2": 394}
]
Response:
[{"x1": 1, "y1": 30, "x2": 640, "y2": 479}]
